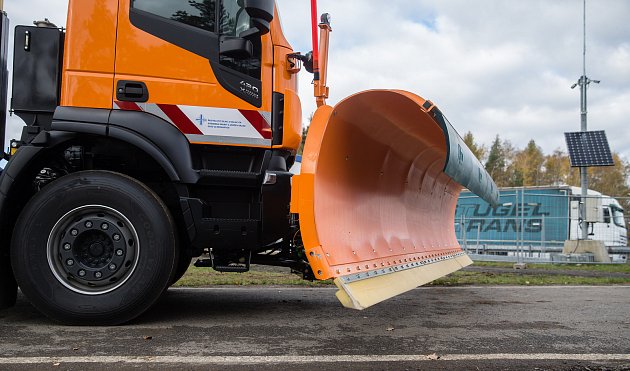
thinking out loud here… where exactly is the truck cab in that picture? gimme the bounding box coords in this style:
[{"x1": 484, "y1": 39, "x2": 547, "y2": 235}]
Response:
[
  {"x1": 595, "y1": 197, "x2": 627, "y2": 247},
  {"x1": 58, "y1": 0, "x2": 300, "y2": 148}
]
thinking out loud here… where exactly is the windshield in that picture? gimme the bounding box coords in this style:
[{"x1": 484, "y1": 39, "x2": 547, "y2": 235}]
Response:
[{"x1": 612, "y1": 207, "x2": 625, "y2": 228}]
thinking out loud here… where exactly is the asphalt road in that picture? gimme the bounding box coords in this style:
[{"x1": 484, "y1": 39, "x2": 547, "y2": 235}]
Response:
[{"x1": 0, "y1": 286, "x2": 629, "y2": 370}]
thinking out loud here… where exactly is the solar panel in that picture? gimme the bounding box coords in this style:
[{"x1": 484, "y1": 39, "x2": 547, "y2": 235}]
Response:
[{"x1": 564, "y1": 130, "x2": 614, "y2": 167}]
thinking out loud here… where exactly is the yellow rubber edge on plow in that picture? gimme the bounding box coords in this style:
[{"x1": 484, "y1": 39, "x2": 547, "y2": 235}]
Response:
[{"x1": 334, "y1": 254, "x2": 473, "y2": 310}]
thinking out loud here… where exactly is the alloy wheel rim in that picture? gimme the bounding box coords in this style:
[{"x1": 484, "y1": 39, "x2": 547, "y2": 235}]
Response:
[{"x1": 47, "y1": 205, "x2": 140, "y2": 295}]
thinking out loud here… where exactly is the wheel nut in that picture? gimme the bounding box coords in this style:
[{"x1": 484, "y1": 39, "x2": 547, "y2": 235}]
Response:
[
  {"x1": 113, "y1": 234, "x2": 121, "y2": 241},
  {"x1": 66, "y1": 259, "x2": 74, "y2": 266},
  {"x1": 85, "y1": 221, "x2": 93, "y2": 228},
  {"x1": 116, "y1": 249, "x2": 124, "y2": 256},
  {"x1": 101, "y1": 223, "x2": 109, "y2": 230},
  {"x1": 109, "y1": 264, "x2": 116, "y2": 271},
  {"x1": 78, "y1": 270, "x2": 86, "y2": 277},
  {"x1": 95, "y1": 272, "x2": 102, "y2": 278},
  {"x1": 63, "y1": 243, "x2": 72, "y2": 251},
  {"x1": 70, "y1": 229, "x2": 78, "y2": 236}
]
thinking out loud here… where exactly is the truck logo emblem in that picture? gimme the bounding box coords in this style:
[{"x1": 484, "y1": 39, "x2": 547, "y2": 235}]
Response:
[{"x1": 240, "y1": 81, "x2": 260, "y2": 99}]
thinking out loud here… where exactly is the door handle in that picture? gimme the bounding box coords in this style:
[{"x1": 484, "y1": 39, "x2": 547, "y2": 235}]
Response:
[{"x1": 116, "y1": 80, "x2": 149, "y2": 102}]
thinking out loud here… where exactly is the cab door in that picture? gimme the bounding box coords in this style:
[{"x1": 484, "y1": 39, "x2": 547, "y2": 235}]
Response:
[{"x1": 114, "y1": 0, "x2": 273, "y2": 147}]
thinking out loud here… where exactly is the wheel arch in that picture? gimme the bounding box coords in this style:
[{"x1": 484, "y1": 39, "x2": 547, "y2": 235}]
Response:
[
  {"x1": 0, "y1": 132, "x2": 192, "y2": 289},
  {"x1": 1, "y1": 107, "x2": 202, "y2": 308},
  {"x1": 52, "y1": 106, "x2": 202, "y2": 183}
]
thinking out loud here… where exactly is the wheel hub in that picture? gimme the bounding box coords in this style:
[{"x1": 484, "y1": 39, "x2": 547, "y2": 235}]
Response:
[
  {"x1": 89, "y1": 242, "x2": 105, "y2": 258},
  {"x1": 47, "y1": 205, "x2": 139, "y2": 295},
  {"x1": 73, "y1": 229, "x2": 115, "y2": 268}
]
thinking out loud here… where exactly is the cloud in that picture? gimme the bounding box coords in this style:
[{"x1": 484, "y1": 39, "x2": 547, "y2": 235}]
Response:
[
  {"x1": 279, "y1": 0, "x2": 630, "y2": 161},
  {"x1": 3, "y1": 0, "x2": 629, "y2": 163}
]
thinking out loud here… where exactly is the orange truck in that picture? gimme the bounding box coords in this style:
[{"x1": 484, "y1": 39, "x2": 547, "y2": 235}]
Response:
[{"x1": 0, "y1": 0, "x2": 498, "y2": 324}]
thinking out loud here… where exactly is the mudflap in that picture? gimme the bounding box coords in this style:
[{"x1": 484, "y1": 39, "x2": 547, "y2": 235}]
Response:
[
  {"x1": 0, "y1": 257, "x2": 17, "y2": 309},
  {"x1": 291, "y1": 90, "x2": 498, "y2": 310}
]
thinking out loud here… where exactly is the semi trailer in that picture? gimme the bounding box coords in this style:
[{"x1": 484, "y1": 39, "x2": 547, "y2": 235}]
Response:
[
  {"x1": 0, "y1": 0, "x2": 497, "y2": 325},
  {"x1": 456, "y1": 186, "x2": 627, "y2": 254}
]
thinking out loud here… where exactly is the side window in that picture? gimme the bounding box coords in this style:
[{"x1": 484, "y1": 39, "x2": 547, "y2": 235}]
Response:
[
  {"x1": 129, "y1": 0, "x2": 265, "y2": 107},
  {"x1": 219, "y1": 1, "x2": 262, "y2": 80},
  {"x1": 603, "y1": 207, "x2": 611, "y2": 224},
  {"x1": 131, "y1": 0, "x2": 217, "y2": 33}
]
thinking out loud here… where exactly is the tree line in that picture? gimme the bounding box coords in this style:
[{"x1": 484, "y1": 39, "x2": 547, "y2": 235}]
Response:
[{"x1": 464, "y1": 132, "x2": 630, "y2": 210}]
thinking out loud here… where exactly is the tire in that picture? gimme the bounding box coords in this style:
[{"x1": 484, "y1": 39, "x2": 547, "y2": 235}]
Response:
[{"x1": 11, "y1": 171, "x2": 176, "y2": 325}]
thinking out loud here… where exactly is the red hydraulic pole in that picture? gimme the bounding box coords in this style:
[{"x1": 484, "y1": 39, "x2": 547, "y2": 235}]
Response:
[{"x1": 310, "y1": 0, "x2": 320, "y2": 77}]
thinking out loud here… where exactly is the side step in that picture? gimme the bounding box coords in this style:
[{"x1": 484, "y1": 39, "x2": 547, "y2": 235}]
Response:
[
  {"x1": 212, "y1": 263, "x2": 250, "y2": 273},
  {"x1": 195, "y1": 147, "x2": 272, "y2": 187},
  {"x1": 195, "y1": 250, "x2": 252, "y2": 273},
  {"x1": 197, "y1": 169, "x2": 261, "y2": 187},
  {"x1": 200, "y1": 218, "x2": 259, "y2": 248}
]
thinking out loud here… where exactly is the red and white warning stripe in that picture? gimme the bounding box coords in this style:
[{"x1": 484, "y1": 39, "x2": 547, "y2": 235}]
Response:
[{"x1": 114, "y1": 101, "x2": 273, "y2": 146}]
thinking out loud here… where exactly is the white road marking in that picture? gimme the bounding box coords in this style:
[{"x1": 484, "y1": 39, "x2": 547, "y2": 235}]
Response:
[{"x1": 0, "y1": 354, "x2": 628, "y2": 365}]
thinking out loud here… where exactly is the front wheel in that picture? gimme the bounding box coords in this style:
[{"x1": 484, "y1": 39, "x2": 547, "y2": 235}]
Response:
[{"x1": 11, "y1": 171, "x2": 176, "y2": 325}]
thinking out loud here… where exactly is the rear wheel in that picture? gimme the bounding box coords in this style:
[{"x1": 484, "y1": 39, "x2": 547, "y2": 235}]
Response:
[{"x1": 11, "y1": 171, "x2": 176, "y2": 325}]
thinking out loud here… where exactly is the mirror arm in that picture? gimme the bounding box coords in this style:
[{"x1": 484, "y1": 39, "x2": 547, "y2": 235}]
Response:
[
  {"x1": 239, "y1": 28, "x2": 260, "y2": 40},
  {"x1": 290, "y1": 52, "x2": 314, "y2": 74}
]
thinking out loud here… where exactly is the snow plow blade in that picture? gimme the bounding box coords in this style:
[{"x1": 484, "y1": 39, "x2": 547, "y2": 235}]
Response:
[{"x1": 291, "y1": 90, "x2": 498, "y2": 310}]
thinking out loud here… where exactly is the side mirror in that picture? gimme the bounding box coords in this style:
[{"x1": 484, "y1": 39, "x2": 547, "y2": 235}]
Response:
[
  {"x1": 242, "y1": 0, "x2": 274, "y2": 35},
  {"x1": 220, "y1": 36, "x2": 253, "y2": 59}
]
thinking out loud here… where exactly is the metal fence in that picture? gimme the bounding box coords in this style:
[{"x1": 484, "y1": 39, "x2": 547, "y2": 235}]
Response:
[{"x1": 455, "y1": 190, "x2": 629, "y2": 263}]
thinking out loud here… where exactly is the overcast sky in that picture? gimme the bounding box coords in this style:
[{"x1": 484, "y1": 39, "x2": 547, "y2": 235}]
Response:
[{"x1": 3, "y1": 0, "x2": 629, "y2": 161}]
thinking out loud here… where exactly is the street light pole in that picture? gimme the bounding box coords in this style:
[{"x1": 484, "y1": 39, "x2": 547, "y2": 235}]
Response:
[
  {"x1": 571, "y1": 0, "x2": 599, "y2": 240},
  {"x1": 520, "y1": 188, "x2": 524, "y2": 264}
]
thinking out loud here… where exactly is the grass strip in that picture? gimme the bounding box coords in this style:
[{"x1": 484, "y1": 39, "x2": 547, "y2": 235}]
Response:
[
  {"x1": 429, "y1": 271, "x2": 630, "y2": 286},
  {"x1": 174, "y1": 266, "x2": 333, "y2": 287},
  {"x1": 174, "y1": 264, "x2": 630, "y2": 288},
  {"x1": 472, "y1": 261, "x2": 630, "y2": 273}
]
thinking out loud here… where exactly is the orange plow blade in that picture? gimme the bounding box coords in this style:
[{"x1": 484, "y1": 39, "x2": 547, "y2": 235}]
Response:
[{"x1": 291, "y1": 90, "x2": 498, "y2": 310}]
